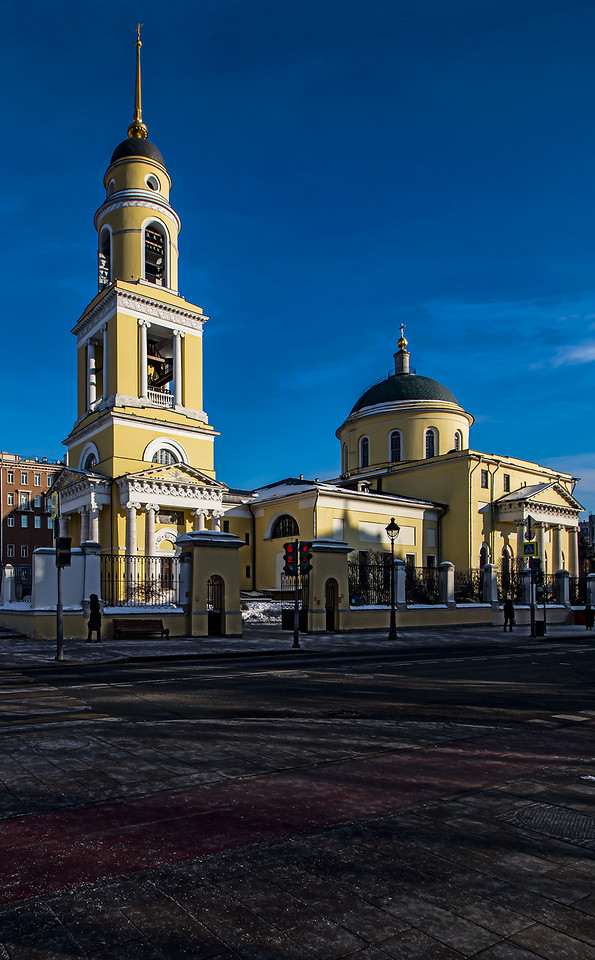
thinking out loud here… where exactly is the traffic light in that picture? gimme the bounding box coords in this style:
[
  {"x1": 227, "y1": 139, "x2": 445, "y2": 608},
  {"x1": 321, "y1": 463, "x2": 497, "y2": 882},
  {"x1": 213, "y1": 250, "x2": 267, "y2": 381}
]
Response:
[
  {"x1": 56, "y1": 537, "x2": 72, "y2": 568},
  {"x1": 529, "y1": 557, "x2": 543, "y2": 585},
  {"x1": 299, "y1": 541, "x2": 313, "y2": 574},
  {"x1": 283, "y1": 541, "x2": 297, "y2": 577}
]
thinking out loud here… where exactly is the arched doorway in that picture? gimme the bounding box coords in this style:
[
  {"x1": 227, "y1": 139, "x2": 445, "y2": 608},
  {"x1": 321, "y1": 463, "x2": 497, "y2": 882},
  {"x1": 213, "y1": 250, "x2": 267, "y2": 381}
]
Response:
[
  {"x1": 207, "y1": 575, "x2": 224, "y2": 636},
  {"x1": 325, "y1": 578, "x2": 339, "y2": 632}
]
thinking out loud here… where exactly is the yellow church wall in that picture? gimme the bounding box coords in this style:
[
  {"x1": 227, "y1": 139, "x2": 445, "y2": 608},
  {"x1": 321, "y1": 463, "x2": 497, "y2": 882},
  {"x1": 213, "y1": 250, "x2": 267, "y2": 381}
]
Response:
[
  {"x1": 251, "y1": 498, "x2": 315, "y2": 592},
  {"x1": 99, "y1": 204, "x2": 179, "y2": 292},
  {"x1": 115, "y1": 314, "x2": 140, "y2": 397},
  {"x1": 104, "y1": 158, "x2": 172, "y2": 201},
  {"x1": 314, "y1": 500, "x2": 435, "y2": 566},
  {"x1": 182, "y1": 334, "x2": 203, "y2": 411}
]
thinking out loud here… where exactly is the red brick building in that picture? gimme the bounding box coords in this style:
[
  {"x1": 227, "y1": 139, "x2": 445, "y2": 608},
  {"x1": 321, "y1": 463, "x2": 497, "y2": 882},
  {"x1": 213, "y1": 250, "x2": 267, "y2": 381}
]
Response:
[{"x1": 1, "y1": 452, "x2": 64, "y2": 597}]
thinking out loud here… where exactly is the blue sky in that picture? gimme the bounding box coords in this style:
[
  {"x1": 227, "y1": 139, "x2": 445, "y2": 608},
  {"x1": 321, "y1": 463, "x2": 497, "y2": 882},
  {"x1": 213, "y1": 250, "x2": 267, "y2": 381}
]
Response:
[{"x1": 1, "y1": 0, "x2": 594, "y2": 514}]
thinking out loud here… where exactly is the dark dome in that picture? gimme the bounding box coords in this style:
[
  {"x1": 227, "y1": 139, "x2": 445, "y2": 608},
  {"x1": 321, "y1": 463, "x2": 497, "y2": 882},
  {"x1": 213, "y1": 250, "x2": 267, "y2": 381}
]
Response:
[
  {"x1": 351, "y1": 373, "x2": 459, "y2": 413},
  {"x1": 110, "y1": 138, "x2": 165, "y2": 167}
]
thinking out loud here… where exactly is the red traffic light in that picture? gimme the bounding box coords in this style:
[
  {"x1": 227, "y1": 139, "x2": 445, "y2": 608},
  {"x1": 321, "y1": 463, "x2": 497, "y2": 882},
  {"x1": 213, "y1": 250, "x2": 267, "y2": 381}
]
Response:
[{"x1": 299, "y1": 541, "x2": 313, "y2": 573}]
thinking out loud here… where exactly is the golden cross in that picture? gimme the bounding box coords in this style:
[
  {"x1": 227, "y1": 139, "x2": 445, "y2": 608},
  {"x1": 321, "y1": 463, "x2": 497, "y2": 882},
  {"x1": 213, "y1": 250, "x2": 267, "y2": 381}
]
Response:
[{"x1": 137, "y1": 23, "x2": 143, "y2": 43}]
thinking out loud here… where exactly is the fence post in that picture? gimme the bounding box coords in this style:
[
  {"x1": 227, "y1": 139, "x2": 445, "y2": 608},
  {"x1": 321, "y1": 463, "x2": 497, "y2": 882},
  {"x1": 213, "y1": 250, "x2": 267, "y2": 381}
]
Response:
[
  {"x1": 520, "y1": 568, "x2": 532, "y2": 604},
  {"x1": 395, "y1": 558, "x2": 406, "y2": 610},
  {"x1": 555, "y1": 569, "x2": 570, "y2": 607},
  {"x1": 0, "y1": 564, "x2": 15, "y2": 604},
  {"x1": 439, "y1": 562, "x2": 455, "y2": 608},
  {"x1": 588, "y1": 574, "x2": 595, "y2": 606},
  {"x1": 482, "y1": 563, "x2": 499, "y2": 607}
]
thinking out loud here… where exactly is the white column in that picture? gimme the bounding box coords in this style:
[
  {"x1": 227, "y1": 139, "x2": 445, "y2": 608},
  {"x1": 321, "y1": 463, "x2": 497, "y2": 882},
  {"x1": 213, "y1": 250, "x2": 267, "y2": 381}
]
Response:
[
  {"x1": 126, "y1": 502, "x2": 139, "y2": 556},
  {"x1": 535, "y1": 523, "x2": 545, "y2": 563},
  {"x1": 102, "y1": 324, "x2": 108, "y2": 400},
  {"x1": 139, "y1": 320, "x2": 151, "y2": 399},
  {"x1": 193, "y1": 509, "x2": 206, "y2": 531},
  {"x1": 552, "y1": 524, "x2": 563, "y2": 572},
  {"x1": 87, "y1": 341, "x2": 96, "y2": 409},
  {"x1": 80, "y1": 507, "x2": 90, "y2": 544},
  {"x1": 567, "y1": 526, "x2": 579, "y2": 577},
  {"x1": 145, "y1": 506, "x2": 157, "y2": 556},
  {"x1": 212, "y1": 511, "x2": 222, "y2": 532},
  {"x1": 59, "y1": 516, "x2": 69, "y2": 537},
  {"x1": 516, "y1": 521, "x2": 526, "y2": 568},
  {"x1": 173, "y1": 330, "x2": 184, "y2": 407},
  {"x1": 89, "y1": 505, "x2": 100, "y2": 543}
]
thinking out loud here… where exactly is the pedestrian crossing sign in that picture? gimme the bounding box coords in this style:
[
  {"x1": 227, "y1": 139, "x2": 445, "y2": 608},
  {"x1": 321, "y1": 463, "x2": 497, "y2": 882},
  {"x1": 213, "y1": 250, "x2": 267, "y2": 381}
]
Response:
[{"x1": 522, "y1": 541, "x2": 538, "y2": 557}]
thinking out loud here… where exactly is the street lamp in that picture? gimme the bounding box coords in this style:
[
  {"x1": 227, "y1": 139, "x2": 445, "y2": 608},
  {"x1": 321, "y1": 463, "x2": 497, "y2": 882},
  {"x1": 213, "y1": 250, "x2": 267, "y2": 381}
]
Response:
[{"x1": 386, "y1": 517, "x2": 400, "y2": 639}]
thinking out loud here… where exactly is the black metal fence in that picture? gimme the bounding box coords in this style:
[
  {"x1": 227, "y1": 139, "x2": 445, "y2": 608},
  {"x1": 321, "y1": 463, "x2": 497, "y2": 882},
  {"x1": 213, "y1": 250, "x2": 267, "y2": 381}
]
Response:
[
  {"x1": 280, "y1": 573, "x2": 309, "y2": 630},
  {"x1": 538, "y1": 574, "x2": 558, "y2": 604},
  {"x1": 100, "y1": 554, "x2": 181, "y2": 607},
  {"x1": 406, "y1": 565, "x2": 441, "y2": 604},
  {"x1": 497, "y1": 568, "x2": 524, "y2": 603},
  {"x1": 348, "y1": 555, "x2": 390, "y2": 606},
  {"x1": 13, "y1": 564, "x2": 32, "y2": 600},
  {"x1": 454, "y1": 568, "x2": 483, "y2": 604},
  {"x1": 569, "y1": 576, "x2": 588, "y2": 606}
]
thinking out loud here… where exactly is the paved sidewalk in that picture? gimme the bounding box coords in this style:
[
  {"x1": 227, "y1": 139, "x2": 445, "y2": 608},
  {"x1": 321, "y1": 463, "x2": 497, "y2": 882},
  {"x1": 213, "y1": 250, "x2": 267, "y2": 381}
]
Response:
[{"x1": 0, "y1": 621, "x2": 593, "y2": 668}]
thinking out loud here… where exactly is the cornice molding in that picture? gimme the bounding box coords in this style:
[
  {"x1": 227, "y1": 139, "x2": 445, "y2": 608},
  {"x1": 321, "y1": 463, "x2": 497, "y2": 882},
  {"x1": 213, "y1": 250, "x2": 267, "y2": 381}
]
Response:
[
  {"x1": 94, "y1": 191, "x2": 182, "y2": 232},
  {"x1": 72, "y1": 287, "x2": 207, "y2": 342}
]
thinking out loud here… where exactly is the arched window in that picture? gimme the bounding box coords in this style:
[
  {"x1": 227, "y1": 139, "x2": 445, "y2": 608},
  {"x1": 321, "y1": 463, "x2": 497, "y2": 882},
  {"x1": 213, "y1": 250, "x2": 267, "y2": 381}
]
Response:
[
  {"x1": 389, "y1": 430, "x2": 402, "y2": 463},
  {"x1": 270, "y1": 514, "x2": 299, "y2": 539},
  {"x1": 152, "y1": 448, "x2": 178, "y2": 465},
  {"x1": 144, "y1": 223, "x2": 167, "y2": 286},
  {"x1": 83, "y1": 452, "x2": 98, "y2": 471},
  {"x1": 454, "y1": 430, "x2": 463, "y2": 451},
  {"x1": 425, "y1": 428, "x2": 437, "y2": 459},
  {"x1": 98, "y1": 227, "x2": 111, "y2": 290},
  {"x1": 359, "y1": 436, "x2": 369, "y2": 468}
]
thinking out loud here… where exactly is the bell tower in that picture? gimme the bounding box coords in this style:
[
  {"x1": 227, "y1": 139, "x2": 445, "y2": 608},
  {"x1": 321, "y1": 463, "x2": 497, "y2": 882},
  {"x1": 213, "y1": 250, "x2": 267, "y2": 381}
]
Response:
[{"x1": 65, "y1": 27, "x2": 218, "y2": 481}]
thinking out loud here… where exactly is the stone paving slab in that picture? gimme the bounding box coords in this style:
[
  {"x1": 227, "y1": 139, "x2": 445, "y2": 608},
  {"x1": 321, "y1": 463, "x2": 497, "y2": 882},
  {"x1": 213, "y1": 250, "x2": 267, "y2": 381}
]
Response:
[{"x1": 0, "y1": 622, "x2": 593, "y2": 670}]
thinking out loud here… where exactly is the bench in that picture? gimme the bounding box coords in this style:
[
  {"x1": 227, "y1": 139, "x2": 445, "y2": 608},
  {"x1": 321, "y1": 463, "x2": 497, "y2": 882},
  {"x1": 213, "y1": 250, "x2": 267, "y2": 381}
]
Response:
[{"x1": 113, "y1": 618, "x2": 170, "y2": 640}]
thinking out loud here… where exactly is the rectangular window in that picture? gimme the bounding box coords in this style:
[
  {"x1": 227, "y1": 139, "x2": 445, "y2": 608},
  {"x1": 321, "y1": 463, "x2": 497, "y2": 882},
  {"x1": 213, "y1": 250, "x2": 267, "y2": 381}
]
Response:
[
  {"x1": 245, "y1": 565, "x2": 251, "y2": 578},
  {"x1": 47, "y1": 517, "x2": 53, "y2": 529},
  {"x1": 34, "y1": 495, "x2": 41, "y2": 508},
  {"x1": 7, "y1": 493, "x2": 13, "y2": 505},
  {"x1": 405, "y1": 554, "x2": 416, "y2": 567},
  {"x1": 426, "y1": 555, "x2": 436, "y2": 567},
  {"x1": 47, "y1": 475, "x2": 55, "y2": 486},
  {"x1": 223, "y1": 520, "x2": 230, "y2": 533},
  {"x1": 7, "y1": 544, "x2": 14, "y2": 558},
  {"x1": 35, "y1": 516, "x2": 41, "y2": 529},
  {"x1": 34, "y1": 473, "x2": 41, "y2": 486},
  {"x1": 21, "y1": 545, "x2": 28, "y2": 558},
  {"x1": 20, "y1": 494, "x2": 29, "y2": 508},
  {"x1": 7, "y1": 517, "x2": 14, "y2": 527},
  {"x1": 245, "y1": 532, "x2": 250, "y2": 545},
  {"x1": 6, "y1": 471, "x2": 13, "y2": 484},
  {"x1": 481, "y1": 470, "x2": 489, "y2": 488},
  {"x1": 21, "y1": 515, "x2": 28, "y2": 528},
  {"x1": 21, "y1": 472, "x2": 27, "y2": 484},
  {"x1": 503, "y1": 473, "x2": 510, "y2": 492}
]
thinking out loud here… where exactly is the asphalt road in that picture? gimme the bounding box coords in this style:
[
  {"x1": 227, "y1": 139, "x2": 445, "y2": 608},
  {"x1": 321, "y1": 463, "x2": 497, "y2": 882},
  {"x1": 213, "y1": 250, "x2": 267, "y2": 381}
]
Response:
[{"x1": 19, "y1": 639, "x2": 595, "y2": 726}]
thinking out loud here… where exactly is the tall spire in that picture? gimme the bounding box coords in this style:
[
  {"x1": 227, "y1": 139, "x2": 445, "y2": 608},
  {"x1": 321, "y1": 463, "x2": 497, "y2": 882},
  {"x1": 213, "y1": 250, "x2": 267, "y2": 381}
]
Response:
[
  {"x1": 127, "y1": 24, "x2": 148, "y2": 140},
  {"x1": 394, "y1": 324, "x2": 411, "y2": 375}
]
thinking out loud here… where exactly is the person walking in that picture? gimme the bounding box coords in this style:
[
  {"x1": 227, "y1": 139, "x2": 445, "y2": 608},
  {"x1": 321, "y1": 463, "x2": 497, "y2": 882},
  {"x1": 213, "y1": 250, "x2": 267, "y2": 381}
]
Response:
[
  {"x1": 86, "y1": 593, "x2": 102, "y2": 643},
  {"x1": 503, "y1": 598, "x2": 515, "y2": 632},
  {"x1": 584, "y1": 604, "x2": 594, "y2": 632}
]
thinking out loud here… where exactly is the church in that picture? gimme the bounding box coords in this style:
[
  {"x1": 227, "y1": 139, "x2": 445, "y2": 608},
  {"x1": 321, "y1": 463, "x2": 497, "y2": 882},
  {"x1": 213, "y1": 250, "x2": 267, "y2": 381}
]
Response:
[{"x1": 29, "y1": 34, "x2": 585, "y2": 630}]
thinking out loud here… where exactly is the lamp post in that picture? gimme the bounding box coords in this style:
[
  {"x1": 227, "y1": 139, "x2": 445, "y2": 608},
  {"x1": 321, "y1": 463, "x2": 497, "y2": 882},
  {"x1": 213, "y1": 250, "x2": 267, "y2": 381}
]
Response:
[{"x1": 386, "y1": 517, "x2": 400, "y2": 639}]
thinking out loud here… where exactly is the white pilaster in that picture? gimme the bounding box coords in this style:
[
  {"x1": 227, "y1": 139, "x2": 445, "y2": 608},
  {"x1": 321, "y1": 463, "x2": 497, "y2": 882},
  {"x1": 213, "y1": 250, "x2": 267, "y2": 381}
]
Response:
[
  {"x1": 139, "y1": 320, "x2": 151, "y2": 399},
  {"x1": 126, "y1": 501, "x2": 140, "y2": 556},
  {"x1": 102, "y1": 324, "x2": 108, "y2": 400},
  {"x1": 145, "y1": 505, "x2": 157, "y2": 556},
  {"x1": 87, "y1": 341, "x2": 96, "y2": 409},
  {"x1": 212, "y1": 511, "x2": 222, "y2": 532},
  {"x1": 80, "y1": 507, "x2": 89, "y2": 544},
  {"x1": 567, "y1": 526, "x2": 579, "y2": 577},
  {"x1": 552, "y1": 524, "x2": 563, "y2": 572},
  {"x1": 173, "y1": 330, "x2": 184, "y2": 406},
  {"x1": 89, "y1": 506, "x2": 100, "y2": 543}
]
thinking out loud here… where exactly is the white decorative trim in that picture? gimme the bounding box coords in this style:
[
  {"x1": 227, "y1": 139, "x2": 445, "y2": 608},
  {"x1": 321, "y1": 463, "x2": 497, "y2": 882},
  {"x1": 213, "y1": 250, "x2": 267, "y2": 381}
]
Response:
[
  {"x1": 141, "y1": 216, "x2": 171, "y2": 288},
  {"x1": 94, "y1": 191, "x2": 181, "y2": 232},
  {"x1": 156, "y1": 529, "x2": 178, "y2": 546},
  {"x1": 72, "y1": 287, "x2": 207, "y2": 344},
  {"x1": 79, "y1": 442, "x2": 100, "y2": 471},
  {"x1": 143, "y1": 437, "x2": 189, "y2": 465}
]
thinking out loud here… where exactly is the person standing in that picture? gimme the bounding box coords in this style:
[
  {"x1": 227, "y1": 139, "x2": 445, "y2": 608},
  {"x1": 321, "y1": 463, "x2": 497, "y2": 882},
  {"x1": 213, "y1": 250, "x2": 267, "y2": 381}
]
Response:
[
  {"x1": 584, "y1": 604, "x2": 594, "y2": 632},
  {"x1": 86, "y1": 593, "x2": 102, "y2": 643},
  {"x1": 503, "y1": 598, "x2": 515, "y2": 632}
]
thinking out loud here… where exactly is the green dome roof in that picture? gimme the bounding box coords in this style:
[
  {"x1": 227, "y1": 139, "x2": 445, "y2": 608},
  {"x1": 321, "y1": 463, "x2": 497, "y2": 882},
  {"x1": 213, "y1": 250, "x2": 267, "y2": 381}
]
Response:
[{"x1": 351, "y1": 373, "x2": 459, "y2": 413}]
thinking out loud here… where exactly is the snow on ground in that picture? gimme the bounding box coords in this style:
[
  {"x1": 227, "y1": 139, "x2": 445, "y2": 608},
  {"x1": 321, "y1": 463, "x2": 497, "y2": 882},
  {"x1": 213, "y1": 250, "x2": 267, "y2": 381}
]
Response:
[{"x1": 241, "y1": 600, "x2": 282, "y2": 623}]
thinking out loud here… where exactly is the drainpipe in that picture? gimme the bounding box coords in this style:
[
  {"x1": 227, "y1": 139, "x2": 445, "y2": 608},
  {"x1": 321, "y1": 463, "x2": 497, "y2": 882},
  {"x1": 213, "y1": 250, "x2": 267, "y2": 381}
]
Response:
[
  {"x1": 313, "y1": 487, "x2": 319, "y2": 540},
  {"x1": 489, "y1": 461, "x2": 501, "y2": 562}
]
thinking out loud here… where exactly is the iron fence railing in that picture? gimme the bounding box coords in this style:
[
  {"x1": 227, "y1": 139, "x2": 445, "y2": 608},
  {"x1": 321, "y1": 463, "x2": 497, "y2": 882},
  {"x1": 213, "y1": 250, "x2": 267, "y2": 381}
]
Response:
[
  {"x1": 454, "y1": 568, "x2": 483, "y2": 603},
  {"x1": 348, "y1": 556, "x2": 390, "y2": 606},
  {"x1": 537, "y1": 574, "x2": 557, "y2": 604},
  {"x1": 280, "y1": 573, "x2": 310, "y2": 630},
  {"x1": 100, "y1": 554, "x2": 181, "y2": 607},
  {"x1": 497, "y1": 568, "x2": 524, "y2": 603},
  {"x1": 569, "y1": 575, "x2": 588, "y2": 606},
  {"x1": 406, "y1": 565, "x2": 441, "y2": 604}
]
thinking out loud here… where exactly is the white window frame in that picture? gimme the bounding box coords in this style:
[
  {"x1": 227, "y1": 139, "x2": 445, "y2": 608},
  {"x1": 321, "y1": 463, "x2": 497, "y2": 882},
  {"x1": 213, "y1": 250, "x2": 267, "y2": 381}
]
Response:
[
  {"x1": 7, "y1": 517, "x2": 14, "y2": 527},
  {"x1": 424, "y1": 428, "x2": 438, "y2": 459},
  {"x1": 143, "y1": 437, "x2": 189, "y2": 465},
  {"x1": 21, "y1": 472, "x2": 27, "y2": 484},
  {"x1": 34, "y1": 473, "x2": 41, "y2": 486},
  {"x1": 7, "y1": 493, "x2": 13, "y2": 505},
  {"x1": 142, "y1": 217, "x2": 170, "y2": 288},
  {"x1": 359, "y1": 436, "x2": 370, "y2": 469},
  {"x1": 389, "y1": 430, "x2": 402, "y2": 463},
  {"x1": 7, "y1": 471, "x2": 13, "y2": 483},
  {"x1": 7, "y1": 544, "x2": 14, "y2": 558},
  {"x1": 454, "y1": 430, "x2": 462, "y2": 451},
  {"x1": 21, "y1": 545, "x2": 28, "y2": 558}
]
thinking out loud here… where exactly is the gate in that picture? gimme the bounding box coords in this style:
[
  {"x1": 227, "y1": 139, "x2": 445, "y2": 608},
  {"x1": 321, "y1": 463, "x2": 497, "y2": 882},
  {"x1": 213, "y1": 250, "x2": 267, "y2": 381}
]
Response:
[
  {"x1": 280, "y1": 574, "x2": 309, "y2": 631},
  {"x1": 207, "y1": 575, "x2": 224, "y2": 636},
  {"x1": 325, "y1": 578, "x2": 338, "y2": 632}
]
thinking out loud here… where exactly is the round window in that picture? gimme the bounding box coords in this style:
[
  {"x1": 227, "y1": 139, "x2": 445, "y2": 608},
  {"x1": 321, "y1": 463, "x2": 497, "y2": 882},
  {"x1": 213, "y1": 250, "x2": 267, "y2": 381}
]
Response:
[{"x1": 145, "y1": 174, "x2": 160, "y2": 192}]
